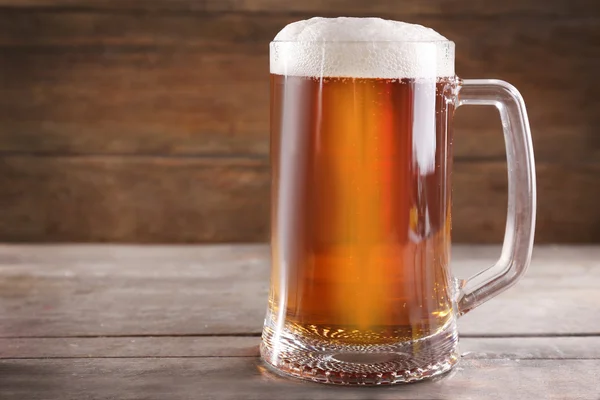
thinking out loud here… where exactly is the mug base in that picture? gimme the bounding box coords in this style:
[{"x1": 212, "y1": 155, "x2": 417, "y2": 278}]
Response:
[{"x1": 260, "y1": 320, "x2": 459, "y2": 385}]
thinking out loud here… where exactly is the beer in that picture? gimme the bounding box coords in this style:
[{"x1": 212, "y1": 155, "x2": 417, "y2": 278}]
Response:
[{"x1": 268, "y1": 74, "x2": 455, "y2": 345}]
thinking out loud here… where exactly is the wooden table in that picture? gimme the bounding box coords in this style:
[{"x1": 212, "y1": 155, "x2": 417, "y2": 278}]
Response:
[{"x1": 0, "y1": 245, "x2": 598, "y2": 399}]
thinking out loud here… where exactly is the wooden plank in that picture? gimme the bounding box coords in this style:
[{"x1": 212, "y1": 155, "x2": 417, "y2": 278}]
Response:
[
  {"x1": 0, "y1": 156, "x2": 271, "y2": 242},
  {"x1": 0, "y1": 51, "x2": 271, "y2": 156},
  {"x1": 0, "y1": 0, "x2": 596, "y2": 17},
  {"x1": 0, "y1": 245, "x2": 598, "y2": 337},
  {"x1": 0, "y1": 156, "x2": 597, "y2": 243},
  {"x1": 0, "y1": 10, "x2": 277, "y2": 49},
  {"x1": 453, "y1": 245, "x2": 600, "y2": 335},
  {"x1": 0, "y1": 12, "x2": 597, "y2": 164},
  {"x1": 452, "y1": 161, "x2": 600, "y2": 243},
  {"x1": 0, "y1": 336, "x2": 261, "y2": 358},
  {"x1": 0, "y1": 358, "x2": 598, "y2": 399},
  {"x1": 1, "y1": 336, "x2": 599, "y2": 359},
  {"x1": 0, "y1": 244, "x2": 270, "y2": 337},
  {"x1": 0, "y1": 11, "x2": 277, "y2": 157},
  {"x1": 460, "y1": 337, "x2": 600, "y2": 360},
  {"x1": 206, "y1": 0, "x2": 600, "y2": 17}
]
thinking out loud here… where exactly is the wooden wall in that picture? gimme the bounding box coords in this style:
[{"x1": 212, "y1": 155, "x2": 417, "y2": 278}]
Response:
[{"x1": 0, "y1": 0, "x2": 598, "y2": 243}]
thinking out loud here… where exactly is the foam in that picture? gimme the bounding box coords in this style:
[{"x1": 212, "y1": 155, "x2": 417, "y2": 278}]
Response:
[{"x1": 270, "y1": 17, "x2": 454, "y2": 78}]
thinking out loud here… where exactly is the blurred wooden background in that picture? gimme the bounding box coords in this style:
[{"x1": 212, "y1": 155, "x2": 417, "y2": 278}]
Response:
[{"x1": 0, "y1": 0, "x2": 597, "y2": 243}]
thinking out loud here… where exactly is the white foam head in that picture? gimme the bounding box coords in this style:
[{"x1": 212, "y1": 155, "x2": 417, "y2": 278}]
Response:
[{"x1": 270, "y1": 17, "x2": 454, "y2": 78}]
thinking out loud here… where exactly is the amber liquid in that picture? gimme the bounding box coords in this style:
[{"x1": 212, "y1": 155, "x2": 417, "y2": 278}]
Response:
[{"x1": 269, "y1": 74, "x2": 455, "y2": 345}]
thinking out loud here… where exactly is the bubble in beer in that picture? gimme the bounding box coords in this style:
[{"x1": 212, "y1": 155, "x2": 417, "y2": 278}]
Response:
[{"x1": 271, "y1": 17, "x2": 454, "y2": 79}]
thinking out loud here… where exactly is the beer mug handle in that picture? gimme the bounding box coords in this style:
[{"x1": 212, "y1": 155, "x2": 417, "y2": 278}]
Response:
[{"x1": 455, "y1": 79, "x2": 536, "y2": 316}]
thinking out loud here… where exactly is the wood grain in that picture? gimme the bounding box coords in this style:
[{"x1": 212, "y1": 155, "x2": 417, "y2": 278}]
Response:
[
  {"x1": 0, "y1": 243, "x2": 598, "y2": 399},
  {"x1": 0, "y1": 245, "x2": 598, "y2": 337},
  {"x1": 0, "y1": 156, "x2": 271, "y2": 242},
  {"x1": 0, "y1": 3, "x2": 597, "y2": 243},
  {"x1": 0, "y1": 156, "x2": 597, "y2": 243},
  {"x1": 206, "y1": 0, "x2": 600, "y2": 17},
  {"x1": 2, "y1": 336, "x2": 600, "y2": 359},
  {"x1": 452, "y1": 161, "x2": 600, "y2": 243},
  {"x1": 0, "y1": 358, "x2": 598, "y2": 400},
  {"x1": 0, "y1": 0, "x2": 597, "y2": 17},
  {"x1": 0, "y1": 11, "x2": 597, "y2": 163}
]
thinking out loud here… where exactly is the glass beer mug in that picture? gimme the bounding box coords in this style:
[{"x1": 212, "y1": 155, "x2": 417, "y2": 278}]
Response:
[{"x1": 261, "y1": 17, "x2": 536, "y2": 385}]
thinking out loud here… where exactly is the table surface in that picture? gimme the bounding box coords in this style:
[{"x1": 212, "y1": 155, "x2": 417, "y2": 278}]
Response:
[{"x1": 0, "y1": 244, "x2": 598, "y2": 399}]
